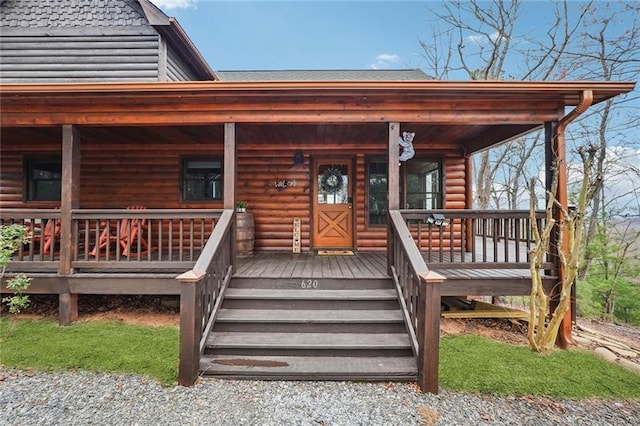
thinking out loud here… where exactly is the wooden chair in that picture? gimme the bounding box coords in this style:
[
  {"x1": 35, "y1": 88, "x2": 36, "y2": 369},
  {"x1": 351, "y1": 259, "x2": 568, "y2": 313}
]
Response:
[
  {"x1": 26, "y1": 208, "x2": 61, "y2": 255},
  {"x1": 42, "y1": 217, "x2": 62, "y2": 255},
  {"x1": 90, "y1": 206, "x2": 150, "y2": 257}
]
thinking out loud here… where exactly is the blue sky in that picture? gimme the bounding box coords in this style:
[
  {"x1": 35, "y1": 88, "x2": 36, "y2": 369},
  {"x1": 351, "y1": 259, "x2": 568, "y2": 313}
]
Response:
[{"x1": 149, "y1": 0, "x2": 571, "y2": 72}]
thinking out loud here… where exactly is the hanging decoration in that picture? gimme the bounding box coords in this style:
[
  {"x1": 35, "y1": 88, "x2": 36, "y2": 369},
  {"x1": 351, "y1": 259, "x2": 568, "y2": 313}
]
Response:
[
  {"x1": 320, "y1": 167, "x2": 344, "y2": 194},
  {"x1": 399, "y1": 131, "x2": 416, "y2": 162}
]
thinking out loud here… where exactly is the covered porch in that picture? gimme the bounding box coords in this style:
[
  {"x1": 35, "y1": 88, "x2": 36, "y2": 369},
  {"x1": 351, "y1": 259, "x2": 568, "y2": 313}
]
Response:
[{"x1": 1, "y1": 80, "x2": 634, "y2": 392}]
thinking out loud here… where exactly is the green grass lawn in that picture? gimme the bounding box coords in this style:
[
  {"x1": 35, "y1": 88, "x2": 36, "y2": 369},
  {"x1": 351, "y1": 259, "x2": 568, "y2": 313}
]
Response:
[
  {"x1": 440, "y1": 334, "x2": 640, "y2": 399},
  {"x1": 0, "y1": 318, "x2": 178, "y2": 386},
  {"x1": 2, "y1": 318, "x2": 639, "y2": 398}
]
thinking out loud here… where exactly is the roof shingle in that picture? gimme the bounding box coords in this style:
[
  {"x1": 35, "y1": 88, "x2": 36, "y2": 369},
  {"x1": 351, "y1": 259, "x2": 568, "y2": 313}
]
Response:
[{"x1": 216, "y1": 69, "x2": 432, "y2": 81}]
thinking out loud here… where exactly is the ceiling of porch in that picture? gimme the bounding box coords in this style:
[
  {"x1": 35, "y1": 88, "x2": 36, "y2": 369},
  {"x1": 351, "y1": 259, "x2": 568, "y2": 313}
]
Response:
[{"x1": 1, "y1": 122, "x2": 539, "y2": 155}]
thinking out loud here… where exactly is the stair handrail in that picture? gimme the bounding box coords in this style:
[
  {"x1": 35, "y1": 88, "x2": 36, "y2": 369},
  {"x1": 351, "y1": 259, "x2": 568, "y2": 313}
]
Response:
[
  {"x1": 388, "y1": 210, "x2": 445, "y2": 394},
  {"x1": 176, "y1": 208, "x2": 235, "y2": 386}
]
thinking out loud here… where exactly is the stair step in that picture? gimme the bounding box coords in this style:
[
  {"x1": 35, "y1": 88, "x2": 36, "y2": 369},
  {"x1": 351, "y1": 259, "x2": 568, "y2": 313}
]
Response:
[
  {"x1": 216, "y1": 309, "x2": 404, "y2": 323},
  {"x1": 207, "y1": 332, "x2": 412, "y2": 350},
  {"x1": 224, "y1": 288, "x2": 397, "y2": 300},
  {"x1": 200, "y1": 355, "x2": 417, "y2": 380}
]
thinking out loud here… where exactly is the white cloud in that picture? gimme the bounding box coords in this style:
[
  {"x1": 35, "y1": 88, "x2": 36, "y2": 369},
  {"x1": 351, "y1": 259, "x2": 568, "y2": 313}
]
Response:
[
  {"x1": 150, "y1": 0, "x2": 197, "y2": 10},
  {"x1": 466, "y1": 32, "x2": 500, "y2": 46},
  {"x1": 370, "y1": 53, "x2": 400, "y2": 69}
]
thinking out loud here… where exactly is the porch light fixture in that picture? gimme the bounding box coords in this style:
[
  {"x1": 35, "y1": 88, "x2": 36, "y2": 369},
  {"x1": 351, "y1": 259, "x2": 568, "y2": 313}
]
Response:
[
  {"x1": 293, "y1": 151, "x2": 304, "y2": 165},
  {"x1": 427, "y1": 213, "x2": 449, "y2": 227}
]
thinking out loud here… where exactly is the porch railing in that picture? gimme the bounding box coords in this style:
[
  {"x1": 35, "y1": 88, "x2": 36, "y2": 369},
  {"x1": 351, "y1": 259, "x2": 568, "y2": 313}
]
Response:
[
  {"x1": 400, "y1": 209, "x2": 552, "y2": 269},
  {"x1": 71, "y1": 209, "x2": 222, "y2": 270},
  {"x1": 0, "y1": 208, "x2": 62, "y2": 269},
  {"x1": 388, "y1": 210, "x2": 445, "y2": 394},
  {"x1": 1, "y1": 208, "x2": 224, "y2": 272},
  {"x1": 176, "y1": 209, "x2": 234, "y2": 386}
]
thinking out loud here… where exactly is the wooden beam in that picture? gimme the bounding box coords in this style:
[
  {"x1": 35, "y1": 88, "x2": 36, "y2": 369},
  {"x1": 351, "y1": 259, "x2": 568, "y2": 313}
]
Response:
[
  {"x1": 387, "y1": 122, "x2": 400, "y2": 274},
  {"x1": 388, "y1": 122, "x2": 400, "y2": 210},
  {"x1": 178, "y1": 279, "x2": 203, "y2": 386},
  {"x1": 418, "y1": 280, "x2": 442, "y2": 394},
  {"x1": 224, "y1": 123, "x2": 237, "y2": 264},
  {"x1": 224, "y1": 123, "x2": 236, "y2": 210},
  {"x1": 58, "y1": 124, "x2": 80, "y2": 325}
]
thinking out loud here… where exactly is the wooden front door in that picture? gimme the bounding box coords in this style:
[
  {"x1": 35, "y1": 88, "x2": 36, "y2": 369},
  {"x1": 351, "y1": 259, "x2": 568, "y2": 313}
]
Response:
[{"x1": 313, "y1": 159, "x2": 353, "y2": 249}]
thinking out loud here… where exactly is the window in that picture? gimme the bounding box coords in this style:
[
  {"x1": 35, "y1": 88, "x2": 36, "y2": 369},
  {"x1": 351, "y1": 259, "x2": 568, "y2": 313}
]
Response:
[
  {"x1": 365, "y1": 158, "x2": 442, "y2": 226},
  {"x1": 404, "y1": 160, "x2": 442, "y2": 209},
  {"x1": 367, "y1": 160, "x2": 388, "y2": 225},
  {"x1": 25, "y1": 158, "x2": 62, "y2": 201},
  {"x1": 182, "y1": 158, "x2": 223, "y2": 201}
]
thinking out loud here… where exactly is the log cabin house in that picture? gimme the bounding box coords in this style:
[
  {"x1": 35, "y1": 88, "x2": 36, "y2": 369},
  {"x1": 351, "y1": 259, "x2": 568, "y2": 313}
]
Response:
[{"x1": 0, "y1": 0, "x2": 635, "y2": 392}]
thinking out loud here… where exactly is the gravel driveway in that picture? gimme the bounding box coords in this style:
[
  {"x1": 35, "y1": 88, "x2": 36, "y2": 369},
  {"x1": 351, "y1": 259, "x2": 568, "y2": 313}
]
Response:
[{"x1": 1, "y1": 369, "x2": 639, "y2": 425}]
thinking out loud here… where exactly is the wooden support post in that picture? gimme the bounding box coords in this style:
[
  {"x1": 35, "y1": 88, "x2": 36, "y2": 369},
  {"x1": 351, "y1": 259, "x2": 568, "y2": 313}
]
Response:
[
  {"x1": 177, "y1": 273, "x2": 204, "y2": 386},
  {"x1": 224, "y1": 123, "x2": 237, "y2": 264},
  {"x1": 464, "y1": 156, "x2": 474, "y2": 253},
  {"x1": 59, "y1": 292, "x2": 78, "y2": 326},
  {"x1": 58, "y1": 125, "x2": 80, "y2": 325},
  {"x1": 387, "y1": 122, "x2": 400, "y2": 274},
  {"x1": 224, "y1": 123, "x2": 236, "y2": 211},
  {"x1": 417, "y1": 272, "x2": 444, "y2": 394}
]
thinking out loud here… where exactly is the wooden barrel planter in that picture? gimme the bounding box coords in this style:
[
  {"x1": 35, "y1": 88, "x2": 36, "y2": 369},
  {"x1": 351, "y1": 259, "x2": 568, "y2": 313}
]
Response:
[{"x1": 236, "y1": 212, "x2": 254, "y2": 256}]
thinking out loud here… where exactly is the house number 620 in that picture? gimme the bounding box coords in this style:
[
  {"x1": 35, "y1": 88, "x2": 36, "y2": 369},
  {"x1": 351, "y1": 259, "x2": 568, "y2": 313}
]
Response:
[{"x1": 301, "y1": 279, "x2": 319, "y2": 289}]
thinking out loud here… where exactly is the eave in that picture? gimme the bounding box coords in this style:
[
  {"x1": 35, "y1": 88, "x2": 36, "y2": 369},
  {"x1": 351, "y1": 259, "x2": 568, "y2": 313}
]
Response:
[{"x1": 0, "y1": 80, "x2": 634, "y2": 154}]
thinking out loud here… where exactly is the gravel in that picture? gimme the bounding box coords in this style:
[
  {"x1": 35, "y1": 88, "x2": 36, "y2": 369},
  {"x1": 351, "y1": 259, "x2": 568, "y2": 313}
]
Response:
[{"x1": 1, "y1": 369, "x2": 640, "y2": 425}]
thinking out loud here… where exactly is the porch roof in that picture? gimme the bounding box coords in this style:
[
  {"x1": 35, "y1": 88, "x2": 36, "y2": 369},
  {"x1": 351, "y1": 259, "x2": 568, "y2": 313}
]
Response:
[{"x1": 0, "y1": 80, "x2": 634, "y2": 154}]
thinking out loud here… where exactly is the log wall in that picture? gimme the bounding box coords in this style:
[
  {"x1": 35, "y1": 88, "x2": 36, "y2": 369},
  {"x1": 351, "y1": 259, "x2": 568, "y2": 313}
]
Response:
[
  {"x1": 0, "y1": 126, "x2": 225, "y2": 210},
  {"x1": 0, "y1": 124, "x2": 468, "y2": 252}
]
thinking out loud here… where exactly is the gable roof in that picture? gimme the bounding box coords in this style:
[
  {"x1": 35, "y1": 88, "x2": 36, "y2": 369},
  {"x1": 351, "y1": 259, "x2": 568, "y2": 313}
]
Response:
[
  {"x1": 0, "y1": 0, "x2": 216, "y2": 81},
  {"x1": 216, "y1": 69, "x2": 432, "y2": 81}
]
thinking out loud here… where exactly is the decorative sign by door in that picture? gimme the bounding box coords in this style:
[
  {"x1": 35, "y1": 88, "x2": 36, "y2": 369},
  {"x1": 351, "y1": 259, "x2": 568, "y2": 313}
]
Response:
[{"x1": 292, "y1": 217, "x2": 301, "y2": 253}]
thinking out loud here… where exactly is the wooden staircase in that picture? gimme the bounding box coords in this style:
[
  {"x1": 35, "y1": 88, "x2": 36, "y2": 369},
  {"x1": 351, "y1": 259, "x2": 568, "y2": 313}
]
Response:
[{"x1": 200, "y1": 276, "x2": 417, "y2": 381}]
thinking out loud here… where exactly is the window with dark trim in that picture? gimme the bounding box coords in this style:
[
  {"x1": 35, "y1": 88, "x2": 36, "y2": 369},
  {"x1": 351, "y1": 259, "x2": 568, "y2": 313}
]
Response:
[
  {"x1": 25, "y1": 158, "x2": 62, "y2": 201},
  {"x1": 367, "y1": 160, "x2": 388, "y2": 226},
  {"x1": 365, "y1": 158, "x2": 442, "y2": 226},
  {"x1": 404, "y1": 159, "x2": 442, "y2": 210},
  {"x1": 182, "y1": 158, "x2": 223, "y2": 201}
]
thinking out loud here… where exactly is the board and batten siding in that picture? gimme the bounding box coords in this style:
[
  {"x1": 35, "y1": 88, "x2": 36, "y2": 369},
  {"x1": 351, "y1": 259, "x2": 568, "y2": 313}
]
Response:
[{"x1": 0, "y1": 33, "x2": 160, "y2": 83}]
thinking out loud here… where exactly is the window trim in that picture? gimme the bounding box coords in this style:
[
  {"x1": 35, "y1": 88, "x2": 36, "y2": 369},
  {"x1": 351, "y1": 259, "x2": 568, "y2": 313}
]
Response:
[
  {"x1": 181, "y1": 156, "x2": 224, "y2": 202},
  {"x1": 24, "y1": 156, "x2": 62, "y2": 202}
]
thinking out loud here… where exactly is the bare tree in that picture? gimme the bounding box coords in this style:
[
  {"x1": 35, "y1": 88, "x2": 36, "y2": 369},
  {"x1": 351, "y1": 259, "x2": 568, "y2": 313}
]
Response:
[
  {"x1": 421, "y1": 0, "x2": 593, "y2": 209},
  {"x1": 564, "y1": 2, "x2": 640, "y2": 279}
]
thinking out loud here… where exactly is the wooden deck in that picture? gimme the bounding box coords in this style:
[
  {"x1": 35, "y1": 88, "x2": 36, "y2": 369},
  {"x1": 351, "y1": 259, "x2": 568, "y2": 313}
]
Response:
[
  {"x1": 235, "y1": 252, "x2": 388, "y2": 279},
  {"x1": 234, "y1": 252, "x2": 552, "y2": 297}
]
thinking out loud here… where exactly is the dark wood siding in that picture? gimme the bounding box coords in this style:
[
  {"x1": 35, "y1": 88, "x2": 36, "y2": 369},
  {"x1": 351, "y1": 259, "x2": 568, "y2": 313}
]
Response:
[
  {"x1": 166, "y1": 45, "x2": 199, "y2": 82},
  {"x1": 236, "y1": 125, "x2": 468, "y2": 253},
  {"x1": 1, "y1": 124, "x2": 468, "y2": 252},
  {"x1": 0, "y1": 126, "x2": 224, "y2": 209},
  {"x1": 0, "y1": 33, "x2": 160, "y2": 83}
]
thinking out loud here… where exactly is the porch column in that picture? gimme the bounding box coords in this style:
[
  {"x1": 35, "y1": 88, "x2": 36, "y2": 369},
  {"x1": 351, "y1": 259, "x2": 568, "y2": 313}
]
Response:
[
  {"x1": 224, "y1": 123, "x2": 237, "y2": 263},
  {"x1": 59, "y1": 124, "x2": 81, "y2": 325},
  {"x1": 387, "y1": 122, "x2": 400, "y2": 274},
  {"x1": 464, "y1": 156, "x2": 474, "y2": 253},
  {"x1": 546, "y1": 120, "x2": 572, "y2": 347}
]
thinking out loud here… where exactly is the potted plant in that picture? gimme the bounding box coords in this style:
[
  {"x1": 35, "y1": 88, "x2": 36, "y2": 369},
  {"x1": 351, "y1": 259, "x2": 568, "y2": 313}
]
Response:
[{"x1": 236, "y1": 201, "x2": 247, "y2": 213}]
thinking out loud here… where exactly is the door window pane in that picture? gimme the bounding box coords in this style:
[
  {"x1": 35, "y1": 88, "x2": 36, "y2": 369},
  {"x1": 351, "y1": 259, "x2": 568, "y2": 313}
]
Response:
[{"x1": 317, "y1": 164, "x2": 348, "y2": 204}]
